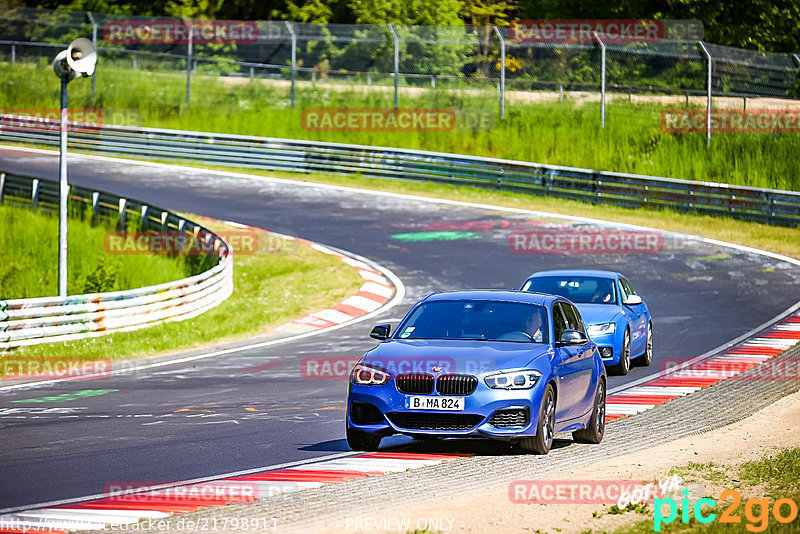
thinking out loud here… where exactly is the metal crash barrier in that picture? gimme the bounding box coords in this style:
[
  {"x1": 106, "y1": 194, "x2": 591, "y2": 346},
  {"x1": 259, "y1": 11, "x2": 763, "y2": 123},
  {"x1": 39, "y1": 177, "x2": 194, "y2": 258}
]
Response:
[
  {"x1": 2, "y1": 114, "x2": 798, "y2": 226},
  {"x1": 0, "y1": 171, "x2": 233, "y2": 349}
]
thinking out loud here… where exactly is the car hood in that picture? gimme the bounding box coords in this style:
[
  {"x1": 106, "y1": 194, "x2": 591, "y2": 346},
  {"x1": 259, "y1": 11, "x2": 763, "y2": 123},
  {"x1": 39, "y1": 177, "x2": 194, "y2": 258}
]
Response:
[
  {"x1": 574, "y1": 303, "x2": 622, "y2": 325},
  {"x1": 362, "y1": 339, "x2": 553, "y2": 375}
]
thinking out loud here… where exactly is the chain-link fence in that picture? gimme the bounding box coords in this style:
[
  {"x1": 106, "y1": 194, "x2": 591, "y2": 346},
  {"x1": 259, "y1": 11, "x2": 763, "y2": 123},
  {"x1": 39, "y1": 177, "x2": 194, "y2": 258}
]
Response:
[{"x1": 1, "y1": 4, "x2": 799, "y2": 132}]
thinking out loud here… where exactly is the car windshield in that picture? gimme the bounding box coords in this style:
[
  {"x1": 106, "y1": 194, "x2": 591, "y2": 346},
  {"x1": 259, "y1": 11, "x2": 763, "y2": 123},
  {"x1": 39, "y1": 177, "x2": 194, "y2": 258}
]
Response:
[
  {"x1": 394, "y1": 300, "x2": 549, "y2": 343},
  {"x1": 522, "y1": 276, "x2": 617, "y2": 305}
]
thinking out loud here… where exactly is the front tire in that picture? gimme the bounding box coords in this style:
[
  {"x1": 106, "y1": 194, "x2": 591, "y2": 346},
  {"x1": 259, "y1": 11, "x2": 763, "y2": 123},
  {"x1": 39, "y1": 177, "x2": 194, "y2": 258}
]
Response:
[
  {"x1": 520, "y1": 383, "x2": 555, "y2": 454},
  {"x1": 347, "y1": 427, "x2": 381, "y2": 451},
  {"x1": 573, "y1": 379, "x2": 606, "y2": 444},
  {"x1": 613, "y1": 330, "x2": 631, "y2": 376}
]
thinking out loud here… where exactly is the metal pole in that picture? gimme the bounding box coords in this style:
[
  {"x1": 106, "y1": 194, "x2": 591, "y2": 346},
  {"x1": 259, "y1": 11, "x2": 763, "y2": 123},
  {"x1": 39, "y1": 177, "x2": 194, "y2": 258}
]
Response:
[
  {"x1": 493, "y1": 26, "x2": 505, "y2": 120},
  {"x1": 698, "y1": 41, "x2": 712, "y2": 145},
  {"x1": 285, "y1": 21, "x2": 296, "y2": 109},
  {"x1": 593, "y1": 32, "x2": 606, "y2": 128},
  {"x1": 793, "y1": 54, "x2": 800, "y2": 68},
  {"x1": 11, "y1": 44, "x2": 15, "y2": 65},
  {"x1": 58, "y1": 74, "x2": 69, "y2": 297},
  {"x1": 184, "y1": 17, "x2": 193, "y2": 107},
  {"x1": 388, "y1": 24, "x2": 399, "y2": 109},
  {"x1": 87, "y1": 11, "x2": 97, "y2": 101}
]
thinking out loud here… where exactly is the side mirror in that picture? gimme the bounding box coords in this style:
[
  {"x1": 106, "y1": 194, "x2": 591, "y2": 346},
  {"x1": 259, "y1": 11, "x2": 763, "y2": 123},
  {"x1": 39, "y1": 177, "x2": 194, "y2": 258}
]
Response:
[
  {"x1": 557, "y1": 329, "x2": 588, "y2": 346},
  {"x1": 623, "y1": 295, "x2": 643, "y2": 306},
  {"x1": 370, "y1": 323, "x2": 391, "y2": 340}
]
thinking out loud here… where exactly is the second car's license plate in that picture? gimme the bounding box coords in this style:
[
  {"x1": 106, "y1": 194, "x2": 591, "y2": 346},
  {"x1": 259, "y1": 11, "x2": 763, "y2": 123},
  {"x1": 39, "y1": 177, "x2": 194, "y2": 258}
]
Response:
[{"x1": 405, "y1": 396, "x2": 464, "y2": 411}]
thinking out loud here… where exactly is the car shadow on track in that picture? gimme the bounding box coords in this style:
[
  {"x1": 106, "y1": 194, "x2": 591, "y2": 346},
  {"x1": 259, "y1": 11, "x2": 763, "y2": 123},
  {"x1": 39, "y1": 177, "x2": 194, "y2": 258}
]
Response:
[{"x1": 301, "y1": 436, "x2": 574, "y2": 456}]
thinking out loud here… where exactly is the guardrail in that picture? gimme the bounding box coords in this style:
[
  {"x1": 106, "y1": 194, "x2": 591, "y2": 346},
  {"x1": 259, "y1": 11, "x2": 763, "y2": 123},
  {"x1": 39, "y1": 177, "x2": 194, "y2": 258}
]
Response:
[
  {"x1": 1, "y1": 114, "x2": 799, "y2": 226},
  {"x1": 0, "y1": 170, "x2": 233, "y2": 349}
]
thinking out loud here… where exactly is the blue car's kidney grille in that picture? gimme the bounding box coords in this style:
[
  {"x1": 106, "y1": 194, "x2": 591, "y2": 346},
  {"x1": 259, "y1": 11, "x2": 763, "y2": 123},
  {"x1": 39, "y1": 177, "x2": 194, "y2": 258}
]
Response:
[
  {"x1": 436, "y1": 374, "x2": 478, "y2": 396},
  {"x1": 386, "y1": 412, "x2": 484, "y2": 431},
  {"x1": 395, "y1": 373, "x2": 434, "y2": 394}
]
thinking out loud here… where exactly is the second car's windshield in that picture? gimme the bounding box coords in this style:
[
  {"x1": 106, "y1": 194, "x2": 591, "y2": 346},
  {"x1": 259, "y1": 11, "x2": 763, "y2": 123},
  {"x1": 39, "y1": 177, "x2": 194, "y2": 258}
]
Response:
[
  {"x1": 522, "y1": 276, "x2": 617, "y2": 305},
  {"x1": 394, "y1": 300, "x2": 549, "y2": 343}
]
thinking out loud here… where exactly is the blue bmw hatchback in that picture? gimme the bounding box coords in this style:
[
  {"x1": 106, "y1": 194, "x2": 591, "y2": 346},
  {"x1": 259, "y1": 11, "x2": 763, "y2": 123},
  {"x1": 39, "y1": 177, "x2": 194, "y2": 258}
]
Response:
[
  {"x1": 346, "y1": 290, "x2": 607, "y2": 454},
  {"x1": 521, "y1": 270, "x2": 653, "y2": 375}
]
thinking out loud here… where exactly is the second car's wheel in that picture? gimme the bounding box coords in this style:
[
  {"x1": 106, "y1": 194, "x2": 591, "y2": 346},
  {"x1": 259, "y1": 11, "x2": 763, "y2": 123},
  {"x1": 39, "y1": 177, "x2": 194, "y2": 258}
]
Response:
[
  {"x1": 572, "y1": 379, "x2": 606, "y2": 444},
  {"x1": 613, "y1": 330, "x2": 631, "y2": 376},
  {"x1": 638, "y1": 323, "x2": 653, "y2": 367},
  {"x1": 520, "y1": 383, "x2": 555, "y2": 455},
  {"x1": 346, "y1": 427, "x2": 382, "y2": 451}
]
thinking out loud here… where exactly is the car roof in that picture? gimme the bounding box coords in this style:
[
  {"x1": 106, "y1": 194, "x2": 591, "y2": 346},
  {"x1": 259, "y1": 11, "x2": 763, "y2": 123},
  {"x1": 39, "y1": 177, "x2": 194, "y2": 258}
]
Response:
[
  {"x1": 525, "y1": 269, "x2": 622, "y2": 280},
  {"x1": 422, "y1": 289, "x2": 559, "y2": 306}
]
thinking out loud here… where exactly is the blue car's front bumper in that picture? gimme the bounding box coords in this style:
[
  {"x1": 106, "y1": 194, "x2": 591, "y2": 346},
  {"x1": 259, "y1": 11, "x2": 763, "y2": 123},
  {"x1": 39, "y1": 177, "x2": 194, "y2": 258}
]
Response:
[
  {"x1": 590, "y1": 332, "x2": 619, "y2": 365},
  {"x1": 347, "y1": 379, "x2": 547, "y2": 440}
]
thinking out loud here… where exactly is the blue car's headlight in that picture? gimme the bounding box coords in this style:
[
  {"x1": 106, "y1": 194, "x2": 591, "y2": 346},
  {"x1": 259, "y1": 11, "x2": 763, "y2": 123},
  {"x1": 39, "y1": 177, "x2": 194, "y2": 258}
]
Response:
[
  {"x1": 351, "y1": 363, "x2": 390, "y2": 386},
  {"x1": 587, "y1": 322, "x2": 616, "y2": 337},
  {"x1": 484, "y1": 370, "x2": 542, "y2": 390}
]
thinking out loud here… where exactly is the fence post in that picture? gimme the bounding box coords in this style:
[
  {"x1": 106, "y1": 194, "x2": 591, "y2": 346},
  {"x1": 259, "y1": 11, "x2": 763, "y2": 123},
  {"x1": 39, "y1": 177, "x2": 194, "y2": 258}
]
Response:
[
  {"x1": 285, "y1": 21, "x2": 297, "y2": 109},
  {"x1": 132, "y1": 53, "x2": 137, "y2": 70},
  {"x1": 11, "y1": 44, "x2": 15, "y2": 65},
  {"x1": 492, "y1": 26, "x2": 506, "y2": 120},
  {"x1": 388, "y1": 23, "x2": 399, "y2": 109},
  {"x1": 118, "y1": 197, "x2": 127, "y2": 232},
  {"x1": 698, "y1": 41, "x2": 713, "y2": 146},
  {"x1": 86, "y1": 11, "x2": 97, "y2": 101},
  {"x1": 92, "y1": 191, "x2": 99, "y2": 225},
  {"x1": 593, "y1": 32, "x2": 606, "y2": 128},
  {"x1": 184, "y1": 17, "x2": 193, "y2": 108},
  {"x1": 32, "y1": 178, "x2": 39, "y2": 210}
]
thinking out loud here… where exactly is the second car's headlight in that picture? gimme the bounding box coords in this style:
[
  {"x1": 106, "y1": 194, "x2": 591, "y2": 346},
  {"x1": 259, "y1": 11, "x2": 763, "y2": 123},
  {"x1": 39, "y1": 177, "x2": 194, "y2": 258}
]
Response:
[
  {"x1": 484, "y1": 370, "x2": 541, "y2": 390},
  {"x1": 351, "y1": 363, "x2": 390, "y2": 386},
  {"x1": 587, "y1": 322, "x2": 616, "y2": 337}
]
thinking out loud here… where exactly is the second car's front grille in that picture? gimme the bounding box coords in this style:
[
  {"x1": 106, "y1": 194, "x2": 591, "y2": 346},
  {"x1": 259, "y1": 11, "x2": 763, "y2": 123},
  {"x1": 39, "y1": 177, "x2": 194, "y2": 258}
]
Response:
[
  {"x1": 436, "y1": 374, "x2": 478, "y2": 395},
  {"x1": 489, "y1": 408, "x2": 530, "y2": 428},
  {"x1": 386, "y1": 412, "x2": 484, "y2": 431},
  {"x1": 395, "y1": 373, "x2": 434, "y2": 394}
]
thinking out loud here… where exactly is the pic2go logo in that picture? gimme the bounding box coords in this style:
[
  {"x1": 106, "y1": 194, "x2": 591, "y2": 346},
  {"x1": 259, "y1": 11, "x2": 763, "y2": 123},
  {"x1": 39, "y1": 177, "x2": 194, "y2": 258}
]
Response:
[{"x1": 654, "y1": 489, "x2": 799, "y2": 532}]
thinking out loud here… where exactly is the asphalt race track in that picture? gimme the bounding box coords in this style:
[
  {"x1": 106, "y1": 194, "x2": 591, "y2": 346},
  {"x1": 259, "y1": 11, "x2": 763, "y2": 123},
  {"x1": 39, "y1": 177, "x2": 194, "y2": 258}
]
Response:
[{"x1": 2, "y1": 146, "x2": 799, "y2": 511}]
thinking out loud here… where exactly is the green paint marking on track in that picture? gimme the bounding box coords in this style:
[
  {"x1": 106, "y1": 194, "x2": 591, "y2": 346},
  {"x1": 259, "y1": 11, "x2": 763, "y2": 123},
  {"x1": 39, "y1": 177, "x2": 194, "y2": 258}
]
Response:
[
  {"x1": 11, "y1": 389, "x2": 120, "y2": 403},
  {"x1": 390, "y1": 231, "x2": 482, "y2": 242},
  {"x1": 690, "y1": 253, "x2": 731, "y2": 262}
]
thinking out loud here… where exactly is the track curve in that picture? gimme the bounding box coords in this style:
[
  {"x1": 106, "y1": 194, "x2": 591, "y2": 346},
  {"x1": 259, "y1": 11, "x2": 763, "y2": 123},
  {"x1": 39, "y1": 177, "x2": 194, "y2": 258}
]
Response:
[{"x1": 1, "y1": 146, "x2": 799, "y2": 511}]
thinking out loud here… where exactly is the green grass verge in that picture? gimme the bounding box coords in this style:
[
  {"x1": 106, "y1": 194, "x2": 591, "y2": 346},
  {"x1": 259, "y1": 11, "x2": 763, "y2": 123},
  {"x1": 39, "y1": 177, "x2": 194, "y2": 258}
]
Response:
[
  {"x1": 0, "y1": 214, "x2": 365, "y2": 374},
  {"x1": 0, "y1": 203, "x2": 190, "y2": 299},
  {"x1": 2, "y1": 60, "x2": 799, "y2": 190},
  {"x1": 609, "y1": 448, "x2": 800, "y2": 533}
]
